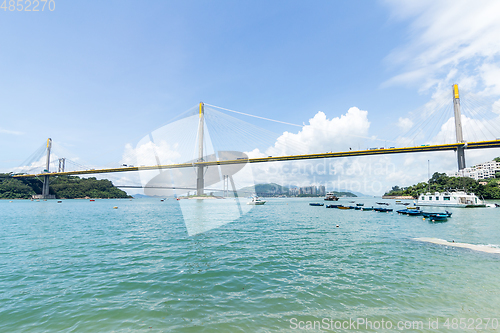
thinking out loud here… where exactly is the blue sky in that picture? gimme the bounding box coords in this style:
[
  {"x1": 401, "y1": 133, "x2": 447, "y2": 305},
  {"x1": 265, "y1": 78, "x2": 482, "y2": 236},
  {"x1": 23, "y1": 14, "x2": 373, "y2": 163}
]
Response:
[{"x1": 2, "y1": 0, "x2": 500, "y2": 194}]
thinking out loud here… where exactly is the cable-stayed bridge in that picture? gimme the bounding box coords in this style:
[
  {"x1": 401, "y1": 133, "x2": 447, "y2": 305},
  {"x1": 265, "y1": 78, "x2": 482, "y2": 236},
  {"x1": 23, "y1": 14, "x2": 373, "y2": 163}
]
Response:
[{"x1": 11, "y1": 84, "x2": 500, "y2": 198}]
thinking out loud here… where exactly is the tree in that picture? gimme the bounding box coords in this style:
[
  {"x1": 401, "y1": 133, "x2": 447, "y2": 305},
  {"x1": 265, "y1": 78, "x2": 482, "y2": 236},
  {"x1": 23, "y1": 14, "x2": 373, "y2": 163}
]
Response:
[{"x1": 0, "y1": 174, "x2": 130, "y2": 199}]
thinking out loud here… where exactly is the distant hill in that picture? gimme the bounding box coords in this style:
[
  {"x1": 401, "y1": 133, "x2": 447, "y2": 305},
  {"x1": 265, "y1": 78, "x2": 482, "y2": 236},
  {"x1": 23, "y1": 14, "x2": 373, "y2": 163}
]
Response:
[
  {"x1": 239, "y1": 183, "x2": 289, "y2": 197},
  {"x1": 132, "y1": 193, "x2": 151, "y2": 198},
  {"x1": 333, "y1": 189, "x2": 368, "y2": 197},
  {"x1": 239, "y1": 183, "x2": 358, "y2": 197}
]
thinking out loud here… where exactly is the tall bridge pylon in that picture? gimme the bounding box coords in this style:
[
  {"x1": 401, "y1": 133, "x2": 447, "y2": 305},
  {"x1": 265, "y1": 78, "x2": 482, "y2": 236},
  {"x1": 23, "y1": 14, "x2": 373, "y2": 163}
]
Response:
[
  {"x1": 32, "y1": 138, "x2": 56, "y2": 199},
  {"x1": 453, "y1": 84, "x2": 466, "y2": 170},
  {"x1": 197, "y1": 102, "x2": 205, "y2": 196}
]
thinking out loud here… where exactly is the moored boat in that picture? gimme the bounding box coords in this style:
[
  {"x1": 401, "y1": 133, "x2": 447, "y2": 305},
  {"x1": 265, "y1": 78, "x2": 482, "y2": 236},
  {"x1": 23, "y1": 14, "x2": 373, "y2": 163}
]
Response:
[
  {"x1": 417, "y1": 191, "x2": 485, "y2": 208},
  {"x1": 422, "y1": 211, "x2": 452, "y2": 218},
  {"x1": 374, "y1": 207, "x2": 393, "y2": 212},
  {"x1": 324, "y1": 192, "x2": 339, "y2": 201},
  {"x1": 424, "y1": 213, "x2": 449, "y2": 221},
  {"x1": 309, "y1": 202, "x2": 324, "y2": 206},
  {"x1": 397, "y1": 208, "x2": 422, "y2": 216},
  {"x1": 326, "y1": 204, "x2": 342, "y2": 208},
  {"x1": 247, "y1": 196, "x2": 266, "y2": 205}
]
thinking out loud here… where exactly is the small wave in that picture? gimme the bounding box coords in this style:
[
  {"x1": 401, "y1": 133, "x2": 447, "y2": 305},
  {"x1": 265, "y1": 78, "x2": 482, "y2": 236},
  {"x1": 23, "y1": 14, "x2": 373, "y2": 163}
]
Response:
[{"x1": 414, "y1": 237, "x2": 500, "y2": 254}]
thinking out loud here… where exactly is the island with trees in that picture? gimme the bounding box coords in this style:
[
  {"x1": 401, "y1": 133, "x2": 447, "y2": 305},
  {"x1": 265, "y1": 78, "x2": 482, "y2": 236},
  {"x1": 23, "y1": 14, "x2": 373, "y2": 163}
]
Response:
[
  {"x1": 384, "y1": 171, "x2": 500, "y2": 199},
  {"x1": 0, "y1": 174, "x2": 130, "y2": 199}
]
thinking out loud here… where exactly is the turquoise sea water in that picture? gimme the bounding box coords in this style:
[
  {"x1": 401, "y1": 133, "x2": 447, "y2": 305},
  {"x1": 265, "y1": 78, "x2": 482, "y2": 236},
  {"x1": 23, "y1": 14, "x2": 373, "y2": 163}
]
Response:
[{"x1": 1, "y1": 197, "x2": 500, "y2": 332}]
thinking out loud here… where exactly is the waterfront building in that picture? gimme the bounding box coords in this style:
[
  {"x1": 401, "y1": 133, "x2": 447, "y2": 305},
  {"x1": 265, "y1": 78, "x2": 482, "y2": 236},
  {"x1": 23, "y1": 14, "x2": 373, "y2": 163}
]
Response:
[{"x1": 448, "y1": 159, "x2": 500, "y2": 180}]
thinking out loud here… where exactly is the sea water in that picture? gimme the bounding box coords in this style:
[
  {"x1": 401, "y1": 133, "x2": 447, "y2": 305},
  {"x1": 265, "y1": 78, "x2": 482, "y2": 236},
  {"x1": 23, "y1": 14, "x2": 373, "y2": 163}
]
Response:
[{"x1": 1, "y1": 197, "x2": 500, "y2": 332}]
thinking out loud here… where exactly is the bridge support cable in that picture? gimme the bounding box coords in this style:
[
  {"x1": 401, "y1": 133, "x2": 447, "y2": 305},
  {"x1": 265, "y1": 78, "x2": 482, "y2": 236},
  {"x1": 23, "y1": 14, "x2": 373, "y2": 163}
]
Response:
[
  {"x1": 392, "y1": 95, "x2": 452, "y2": 147},
  {"x1": 204, "y1": 105, "x2": 312, "y2": 156},
  {"x1": 461, "y1": 93, "x2": 500, "y2": 140},
  {"x1": 206, "y1": 103, "x2": 395, "y2": 144}
]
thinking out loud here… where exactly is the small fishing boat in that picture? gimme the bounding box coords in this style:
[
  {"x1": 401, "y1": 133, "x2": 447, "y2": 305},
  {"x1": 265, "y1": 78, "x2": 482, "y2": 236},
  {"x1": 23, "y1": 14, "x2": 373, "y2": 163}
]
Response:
[
  {"x1": 309, "y1": 203, "x2": 324, "y2": 206},
  {"x1": 397, "y1": 208, "x2": 422, "y2": 216},
  {"x1": 422, "y1": 211, "x2": 452, "y2": 218},
  {"x1": 424, "y1": 213, "x2": 449, "y2": 221},
  {"x1": 326, "y1": 204, "x2": 342, "y2": 208},
  {"x1": 362, "y1": 207, "x2": 374, "y2": 211},
  {"x1": 374, "y1": 207, "x2": 393, "y2": 212},
  {"x1": 376, "y1": 202, "x2": 390, "y2": 206},
  {"x1": 337, "y1": 206, "x2": 351, "y2": 210},
  {"x1": 248, "y1": 196, "x2": 266, "y2": 205},
  {"x1": 356, "y1": 203, "x2": 364, "y2": 206},
  {"x1": 354, "y1": 206, "x2": 362, "y2": 210}
]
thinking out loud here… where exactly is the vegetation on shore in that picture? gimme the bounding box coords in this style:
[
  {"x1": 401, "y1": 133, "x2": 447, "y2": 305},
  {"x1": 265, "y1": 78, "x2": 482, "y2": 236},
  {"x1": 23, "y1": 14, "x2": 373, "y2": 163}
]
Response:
[
  {"x1": 384, "y1": 172, "x2": 500, "y2": 199},
  {"x1": 0, "y1": 174, "x2": 130, "y2": 199}
]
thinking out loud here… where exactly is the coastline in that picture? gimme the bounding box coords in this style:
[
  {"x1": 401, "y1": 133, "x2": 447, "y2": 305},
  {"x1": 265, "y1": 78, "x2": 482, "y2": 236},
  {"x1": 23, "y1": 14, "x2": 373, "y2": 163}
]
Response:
[{"x1": 382, "y1": 195, "x2": 415, "y2": 199}]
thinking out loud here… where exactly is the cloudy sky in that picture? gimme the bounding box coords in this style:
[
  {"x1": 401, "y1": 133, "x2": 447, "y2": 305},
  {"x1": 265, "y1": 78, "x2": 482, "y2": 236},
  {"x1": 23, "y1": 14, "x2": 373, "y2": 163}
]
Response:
[{"x1": 1, "y1": 0, "x2": 500, "y2": 195}]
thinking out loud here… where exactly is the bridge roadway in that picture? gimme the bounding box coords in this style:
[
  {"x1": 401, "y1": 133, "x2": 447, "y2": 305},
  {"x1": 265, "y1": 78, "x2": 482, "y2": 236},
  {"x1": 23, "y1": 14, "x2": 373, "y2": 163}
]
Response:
[{"x1": 12, "y1": 139, "x2": 500, "y2": 179}]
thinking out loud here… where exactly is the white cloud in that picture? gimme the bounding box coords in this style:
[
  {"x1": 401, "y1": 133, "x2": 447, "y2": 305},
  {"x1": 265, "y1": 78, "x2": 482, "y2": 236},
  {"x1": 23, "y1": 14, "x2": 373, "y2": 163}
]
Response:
[
  {"x1": 383, "y1": 0, "x2": 500, "y2": 96},
  {"x1": 244, "y1": 108, "x2": 404, "y2": 195},
  {"x1": 265, "y1": 107, "x2": 371, "y2": 156},
  {"x1": 246, "y1": 103, "x2": 500, "y2": 195},
  {"x1": 397, "y1": 117, "x2": 413, "y2": 131},
  {"x1": 0, "y1": 128, "x2": 23, "y2": 135}
]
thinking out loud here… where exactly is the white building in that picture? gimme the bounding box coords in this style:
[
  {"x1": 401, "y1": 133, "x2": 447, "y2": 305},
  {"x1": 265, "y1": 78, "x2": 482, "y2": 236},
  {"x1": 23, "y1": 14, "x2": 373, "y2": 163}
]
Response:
[
  {"x1": 318, "y1": 185, "x2": 326, "y2": 196},
  {"x1": 449, "y1": 160, "x2": 500, "y2": 180}
]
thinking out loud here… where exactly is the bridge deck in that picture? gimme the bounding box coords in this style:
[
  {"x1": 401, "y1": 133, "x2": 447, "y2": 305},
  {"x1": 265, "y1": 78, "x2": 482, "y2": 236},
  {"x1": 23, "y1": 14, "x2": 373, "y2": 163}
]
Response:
[{"x1": 12, "y1": 140, "x2": 500, "y2": 178}]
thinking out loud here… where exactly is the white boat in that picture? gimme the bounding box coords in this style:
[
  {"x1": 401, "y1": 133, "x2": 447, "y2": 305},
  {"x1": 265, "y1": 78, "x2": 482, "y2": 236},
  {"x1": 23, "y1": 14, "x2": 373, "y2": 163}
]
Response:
[
  {"x1": 247, "y1": 196, "x2": 266, "y2": 205},
  {"x1": 324, "y1": 192, "x2": 339, "y2": 201},
  {"x1": 416, "y1": 191, "x2": 485, "y2": 208}
]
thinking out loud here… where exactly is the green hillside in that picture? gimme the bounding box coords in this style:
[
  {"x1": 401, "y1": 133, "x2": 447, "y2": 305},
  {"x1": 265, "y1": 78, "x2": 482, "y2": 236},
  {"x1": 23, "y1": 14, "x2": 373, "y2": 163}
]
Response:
[
  {"x1": 385, "y1": 172, "x2": 500, "y2": 199},
  {"x1": 0, "y1": 174, "x2": 130, "y2": 199}
]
